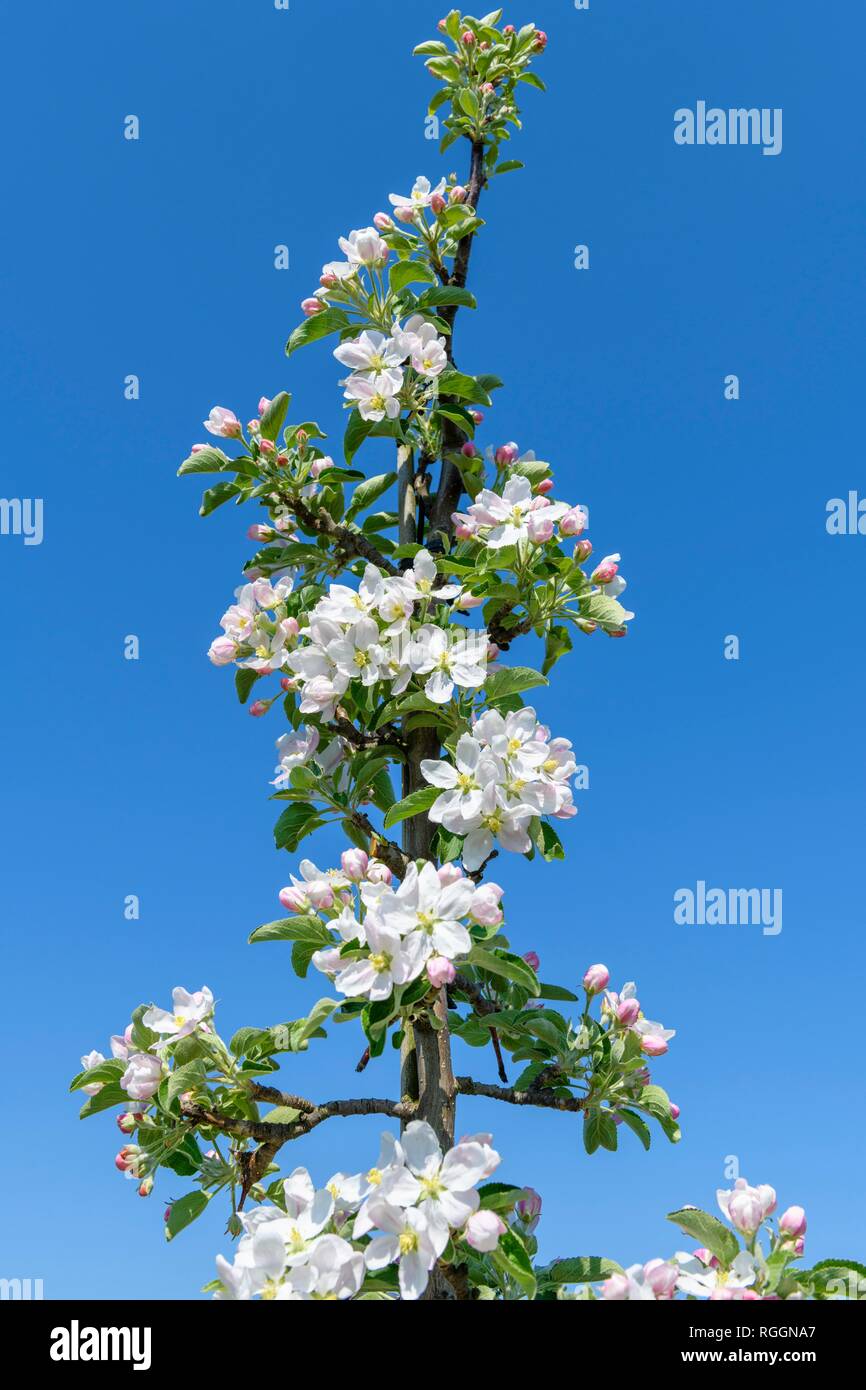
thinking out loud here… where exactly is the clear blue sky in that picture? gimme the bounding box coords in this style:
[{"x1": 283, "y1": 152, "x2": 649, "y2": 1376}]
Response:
[{"x1": 2, "y1": 0, "x2": 864, "y2": 1297}]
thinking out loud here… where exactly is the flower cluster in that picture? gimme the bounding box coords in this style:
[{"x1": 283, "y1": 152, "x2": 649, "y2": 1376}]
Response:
[
  {"x1": 283, "y1": 854, "x2": 503, "y2": 1000},
  {"x1": 338, "y1": 317, "x2": 448, "y2": 422},
  {"x1": 421, "y1": 706, "x2": 579, "y2": 870},
  {"x1": 601, "y1": 979, "x2": 676, "y2": 1059},
  {"x1": 597, "y1": 1178, "x2": 812, "y2": 1301},
  {"x1": 213, "y1": 1121, "x2": 503, "y2": 1301}
]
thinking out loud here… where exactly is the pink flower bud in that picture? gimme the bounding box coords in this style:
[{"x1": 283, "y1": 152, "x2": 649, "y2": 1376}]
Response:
[
  {"x1": 116, "y1": 1112, "x2": 138, "y2": 1135},
  {"x1": 465, "y1": 1209, "x2": 506, "y2": 1252},
  {"x1": 258, "y1": 437, "x2": 276, "y2": 456},
  {"x1": 281, "y1": 616, "x2": 300, "y2": 640},
  {"x1": 639, "y1": 1032, "x2": 669, "y2": 1057},
  {"x1": 644, "y1": 1259, "x2": 679, "y2": 1299},
  {"x1": 526, "y1": 511, "x2": 554, "y2": 544},
  {"x1": 462, "y1": 30, "x2": 475, "y2": 46},
  {"x1": 583, "y1": 963, "x2": 610, "y2": 994},
  {"x1": 258, "y1": 396, "x2": 271, "y2": 416},
  {"x1": 341, "y1": 848, "x2": 369, "y2": 881},
  {"x1": 503, "y1": 24, "x2": 515, "y2": 36},
  {"x1": 455, "y1": 522, "x2": 475, "y2": 540},
  {"x1": 461, "y1": 442, "x2": 477, "y2": 458},
  {"x1": 670, "y1": 1102, "x2": 681, "y2": 1120},
  {"x1": 249, "y1": 700, "x2": 270, "y2": 718},
  {"x1": 437, "y1": 863, "x2": 464, "y2": 887},
  {"x1": 523, "y1": 950, "x2": 540, "y2": 971},
  {"x1": 427, "y1": 956, "x2": 457, "y2": 989},
  {"x1": 203, "y1": 407, "x2": 242, "y2": 439},
  {"x1": 310, "y1": 455, "x2": 335, "y2": 479},
  {"x1": 481, "y1": 82, "x2": 495, "y2": 94},
  {"x1": 450, "y1": 185, "x2": 468, "y2": 204},
  {"x1": 366, "y1": 860, "x2": 392, "y2": 885},
  {"x1": 559, "y1": 507, "x2": 587, "y2": 537},
  {"x1": 534, "y1": 30, "x2": 548, "y2": 51},
  {"x1": 373, "y1": 211, "x2": 394, "y2": 231},
  {"x1": 757, "y1": 1185, "x2": 777, "y2": 1217},
  {"x1": 617, "y1": 997, "x2": 641, "y2": 1026},
  {"x1": 516, "y1": 1188, "x2": 542, "y2": 1230},
  {"x1": 576, "y1": 618, "x2": 598, "y2": 635},
  {"x1": 437, "y1": 18, "x2": 447, "y2": 31},
  {"x1": 574, "y1": 539, "x2": 593, "y2": 562},
  {"x1": 280, "y1": 676, "x2": 294, "y2": 692},
  {"x1": 534, "y1": 478, "x2": 554, "y2": 495},
  {"x1": 431, "y1": 192, "x2": 447, "y2": 215},
  {"x1": 138, "y1": 1176, "x2": 154, "y2": 1198},
  {"x1": 190, "y1": 443, "x2": 207, "y2": 454},
  {"x1": 779, "y1": 1206, "x2": 807, "y2": 1239},
  {"x1": 247, "y1": 524, "x2": 271, "y2": 541},
  {"x1": 279, "y1": 886, "x2": 307, "y2": 914},
  {"x1": 728, "y1": 1188, "x2": 765, "y2": 1235},
  {"x1": 301, "y1": 297, "x2": 324, "y2": 317},
  {"x1": 115, "y1": 1150, "x2": 131, "y2": 1172},
  {"x1": 487, "y1": 642, "x2": 500, "y2": 661},
  {"x1": 591, "y1": 554, "x2": 620, "y2": 585},
  {"x1": 494, "y1": 441, "x2": 519, "y2": 466},
  {"x1": 208, "y1": 636, "x2": 237, "y2": 667},
  {"x1": 394, "y1": 204, "x2": 416, "y2": 224},
  {"x1": 469, "y1": 409, "x2": 484, "y2": 423},
  {"x1": 320, "y1": 271, "x2": 338, "y2": 289},
  {"x1": 454, "y1": 591, "x2": 484, "y2": 610}
]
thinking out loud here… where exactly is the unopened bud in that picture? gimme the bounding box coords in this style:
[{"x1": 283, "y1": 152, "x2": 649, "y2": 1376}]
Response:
[
  {"x1": 249, "y1": 700, "x2": 270, "y2": 718},
  {"x1": 301, "y1": 297, "x2": 324, "y2": 317}
]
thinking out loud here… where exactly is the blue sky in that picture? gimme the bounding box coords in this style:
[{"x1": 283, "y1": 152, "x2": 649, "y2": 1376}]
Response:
[{"x1": 1, "y1": 0, "x2": 864, "y2": 1297}]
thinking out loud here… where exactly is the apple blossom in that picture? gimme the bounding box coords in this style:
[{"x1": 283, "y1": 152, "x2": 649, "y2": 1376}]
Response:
[
  {"x1": 464, "y1": 1210, "x2": 506, "y2": 1252},
  {"x1": 142, "y1": 987, "x2": 214, "y2": 1044},
  {"x1": 583, "y1": 963, "x2": 610, "y2": 994},
  {"x1": 203, "y1": 406, "x2": 241, "y2": 438},
  {"x1": 120, "y1": 1053, "x2": 163, "y2": 1102}
]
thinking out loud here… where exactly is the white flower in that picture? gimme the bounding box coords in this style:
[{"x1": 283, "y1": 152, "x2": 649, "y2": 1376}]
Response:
[
  {"x1": 675, "y1": 1249, "x2": 758, "y2": 1299},
  {"x1": 220, "y1": 583, "x2": 259, "y2": 642},
  {"x1": 277, "y1": 1234, "x2": 364, "y2": 1301},
  {"x1": 460, "y1": 781, "x2": 536, "y2": 871},
  {"x1": 717, "y1": 1179, "x2": 775, "y2": 1234},
  {"x1": 120, "y1": 1052, "x2": 163, "y2": 1101},
  {"x1": 333, "y1": 330, "x2": 406, "y2": 373},
  {"x1": 409, "y1": 625, "x2": 487, "y2": 704},
  {"x1": 388, "y1": 175, "x2": 447, "y2": 212},
  {"x1": 348, "y1": 1134, "x2": 423, "y2": 1238},
  {"x1": 600, "y1": 1263, "x2": 664, "y2": 1301},
  {"x1": 363, "y1": 1201, "x2": 444, "y2": 1301},
  {"x1": 468, "y1": 476, "x2": 567, "y2": 549},
  {"x1": 338, "y1": 227, "x2": 389, "y2": 267},
  {"x1": 421, "y1": 733, "x2": 489, "y2": 826},
  {"x1": 327, "y1": 616, "x2": 388, "y2": 687},
  {"x1": 334, "y1": 919, "x2": 427, "y2": 1001},
  {"x1": 320, "y1": 259, "x2": 357, "y2": 285},
  {"x1": 80, "y1": 1050, "x2": 106, "y2": 1097},
  {"x1": 272, "y1": 726, "x2": 320, "y2": 788},
  {"x1": 315, "y1": 565, "x2": 385, "y2": 625},
  {"x1": 401, "y1": 1120, "x2": 498, "y2": 1234},
  {"x1": 343, "y1": 369, "x2": 403, "y2": 421},
  {"x1": 142, "y1": 987, "x2": 214, "y2": 1043},
  {"x1": 398, "y1": 548, "x2": 461, "y2": 604},
  {"x1": 268, "y1": 1189, "x2": 335, "y2": 1267},
  {"x1": 372, "y1": 861, "x2": 474, "y2": 963},
  {"x1": 237, "y1": 625, "x2": 289, "y2": 675},
  {"x1": 410, "y1": 321, "x2": 448, "y2": 378}
]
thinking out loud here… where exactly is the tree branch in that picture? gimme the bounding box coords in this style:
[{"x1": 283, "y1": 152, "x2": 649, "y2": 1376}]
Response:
[
  {"x1": 285, "y1": 494, "x2": 400, "y2": 575},
  {"x1": 455, "y1": 1076, "x2": 588, "y2": 1114},
  {"x1": 181, "y1": 1093, "x2": 417, "y2": 1147}
]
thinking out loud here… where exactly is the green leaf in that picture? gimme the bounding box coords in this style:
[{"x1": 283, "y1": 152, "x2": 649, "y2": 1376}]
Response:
[
  {"x1": 413, "y1": 39, "x2": 450, "y2": 57},
  {"x1": 468, "y1": 946, "x2": 540, "y2": 996},
  {"x1": 493, "y1": 160, "x2": 524, "y2": 176},
  {"x1": 165, "y1": 1191, "x2": 209, "y2": 1241},
  {"x1": 235, "y1": 668, "x2": 259, "y2": 705},
  {"x1": 542, "y1": 1256, "x2": 624, "y2": 1285},
  {"x1": 344, "y1": 411, "x2": 372, "y2": 465},
  {"x1": 259, "y1": 391, "x2": 290, "y2": 441},
  {"x1": 291, "y1": 998, "x2": 339, "y2": 1050},
  {"x1": 69, "y1": 1059, "x2": 125, "y2": 1092},
  {"x1": 618, "y1": 1108, "x2": 652, "y2": 1152},
  {"x1": 78, "y1": 1082, "x2": 130, "y2": 1119},
  {"x1": 535, "y1": 982, "x2": 579, "y2": 1002},
  {"x1": 346, "y1": 471, "x2": 397, "y2": 521},
  {"x1": 178, "y1": 446, "x2": 232, "y2": 476},
  {"x1": 491, "y1": 1228, "x2": 536, "y2": 1298},
  {"x1": 579, "y1": 593, "x2": 629, "y2": 630},
  {"x1": 666, "y1": 1208, "x2": 740, "y2": 1267},
  {"x1": 416, "y1": 286, "x2": 477, "y2": 310},
  {"x1": 437, "y1": 368, "x2": 491, "y2": 405},
  {"x1": 583, "y1": 1108, "x2": 618, "y2": 1154},
  {"x1": 285, "y1": 308, "x2": 350, "y2": 356},
  {"x1": 478, "y1": 1182, "x2": 530, "y2": 1213},
  {"x1": 199, "y1": 480, "x2": 239, "y2": 516},
  {"x1": 166, "y1": 1060, "x2": 208, "y2": 1105},
  {"x1": 484, "y1": 666, "x2": 548, "y2": 704},
  {"x1": 390, "y1": 260, "x2": 437, "y2": 294},
  {"x1": 383, "y1": 784, "x2": 441, "y2": 829},
  {"x1": 274, "y1": 802, "x2": 318, "y2": 850},
  {"x1": 457, "y1": 89, "x2": 479, "y2": 118},
  {"x1": 249, "y1": 916, "x2": 332, "y2": 946}
]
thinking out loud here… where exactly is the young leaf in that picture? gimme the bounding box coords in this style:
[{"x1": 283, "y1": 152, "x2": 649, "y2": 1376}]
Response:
[
  {"x1": 165, "y1": 1191, "x2": 209, "y2": 1241},
  {"x1": 259, "y1": 391, "x2": 290, "y2": 441},
  {"x1": 484, "y1": 666, "x2": 548, "y2": 704},
  {"x1": 383, "y1": 785, "x2": 441, "y2": 829},
  {"x1": 285, "y1": 309, "x2": 350, "y2": 357},
  {"x1": 666, "y1": 1208, "x2": 740, "y2": 1266}
]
